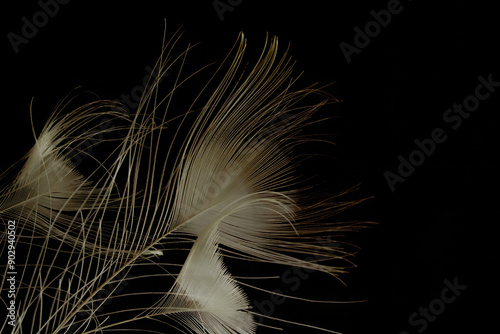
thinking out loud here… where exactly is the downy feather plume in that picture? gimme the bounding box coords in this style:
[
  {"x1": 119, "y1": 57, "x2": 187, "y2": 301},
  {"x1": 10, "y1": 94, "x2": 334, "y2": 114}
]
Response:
[{"x1": 0, "y1": 28, "x2": 370, "y2": 333}]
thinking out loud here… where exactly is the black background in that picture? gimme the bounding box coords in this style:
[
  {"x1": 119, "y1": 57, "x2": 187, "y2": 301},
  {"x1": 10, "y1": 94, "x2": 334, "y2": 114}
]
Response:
[{"x1": 2, "y1": 1, "x2": 499, "y2": 333}]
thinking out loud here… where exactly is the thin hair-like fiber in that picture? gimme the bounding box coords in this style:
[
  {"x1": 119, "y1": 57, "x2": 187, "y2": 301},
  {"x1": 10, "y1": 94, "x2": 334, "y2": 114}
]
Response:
[{"x1": 0, "y1": 27, "x2": 372, "y2": 333}]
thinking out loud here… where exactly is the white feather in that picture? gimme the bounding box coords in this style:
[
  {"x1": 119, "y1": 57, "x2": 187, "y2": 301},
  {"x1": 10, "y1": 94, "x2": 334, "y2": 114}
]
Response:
[
  {"x1": 0, "y1": 30, "x2": 367, "y2": 334},
  {"x1": 153, "y1": 223, "x2": 255, "y2": 333},
  {"x1": 0, "y1": 102, "x2": 121, "y2": 244}
]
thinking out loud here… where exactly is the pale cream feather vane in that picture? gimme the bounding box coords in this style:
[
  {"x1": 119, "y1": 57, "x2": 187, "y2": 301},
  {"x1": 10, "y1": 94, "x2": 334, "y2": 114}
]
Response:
[{"x1": 0, "y1": 30, "x2": 368, "y2": 333}]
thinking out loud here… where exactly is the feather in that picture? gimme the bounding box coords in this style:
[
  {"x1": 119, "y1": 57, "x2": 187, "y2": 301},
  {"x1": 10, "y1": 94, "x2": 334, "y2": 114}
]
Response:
[
  {"x1": 0, "y1": 29, "x2": 369, "y2": 334},
  {"x1": 0, "y1": 101, "x2": 123, "y2": 247},
  {"x1": 151, "y1": 223, "x2": 255, "y2": 333},
  {"x1": 169, "y1": 34, "x2": 357, "y2": 276}
]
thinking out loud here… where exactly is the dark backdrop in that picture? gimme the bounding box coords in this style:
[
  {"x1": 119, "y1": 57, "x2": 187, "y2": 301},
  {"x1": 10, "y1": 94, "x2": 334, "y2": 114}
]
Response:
[{"x1": 2, "y1": 1, "x2": 498, "y2": 333}]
